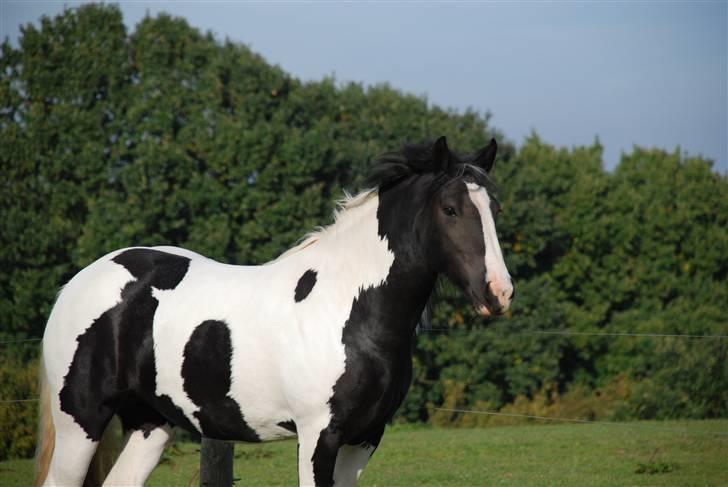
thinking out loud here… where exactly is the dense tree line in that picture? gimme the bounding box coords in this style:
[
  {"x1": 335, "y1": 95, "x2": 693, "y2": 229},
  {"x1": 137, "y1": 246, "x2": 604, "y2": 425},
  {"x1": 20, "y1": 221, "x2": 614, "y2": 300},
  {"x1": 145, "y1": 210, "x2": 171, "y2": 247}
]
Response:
[{"x1": 1, "y1": 5, "x2": 725, "y2": 459}]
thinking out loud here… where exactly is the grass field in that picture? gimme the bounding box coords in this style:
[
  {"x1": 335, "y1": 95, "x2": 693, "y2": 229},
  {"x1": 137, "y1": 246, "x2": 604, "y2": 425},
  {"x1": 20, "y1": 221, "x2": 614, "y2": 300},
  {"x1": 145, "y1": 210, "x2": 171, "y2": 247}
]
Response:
[{"x1": 2, "y1": 421, "x2": 726, "y2": 486}]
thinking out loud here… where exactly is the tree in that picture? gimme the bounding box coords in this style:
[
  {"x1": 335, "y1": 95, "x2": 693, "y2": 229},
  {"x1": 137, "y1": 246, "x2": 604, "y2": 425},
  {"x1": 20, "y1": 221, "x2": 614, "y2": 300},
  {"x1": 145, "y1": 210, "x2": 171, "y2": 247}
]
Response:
[{"x1": 1, "y1": 5, "x2": 130, "y2": 338}]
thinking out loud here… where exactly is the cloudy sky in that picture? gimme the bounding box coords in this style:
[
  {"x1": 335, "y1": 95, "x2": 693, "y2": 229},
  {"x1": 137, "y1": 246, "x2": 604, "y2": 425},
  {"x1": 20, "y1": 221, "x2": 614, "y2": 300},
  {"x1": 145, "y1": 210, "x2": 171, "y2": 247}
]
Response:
[{"x1": 3, "y1": 1, "x2": 726, "y2": 172}]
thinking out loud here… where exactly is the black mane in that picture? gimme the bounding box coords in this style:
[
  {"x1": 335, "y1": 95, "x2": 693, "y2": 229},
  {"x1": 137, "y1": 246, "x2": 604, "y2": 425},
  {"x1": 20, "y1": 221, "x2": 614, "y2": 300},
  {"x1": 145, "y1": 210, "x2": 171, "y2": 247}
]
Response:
[{"x1": 365, "y1": 140, "x2": 497, "y2": 194}]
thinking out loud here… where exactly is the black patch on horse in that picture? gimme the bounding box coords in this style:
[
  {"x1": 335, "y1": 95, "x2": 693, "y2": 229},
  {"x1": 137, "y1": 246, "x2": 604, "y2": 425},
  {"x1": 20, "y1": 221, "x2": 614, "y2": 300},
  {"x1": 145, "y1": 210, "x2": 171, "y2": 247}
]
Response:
[
  {"x1": 112, "y1": 248, "x2": 190, "y2": 289},
  {"x1": 294, "y1": 269, "x2": 317, "y2": 302},
  {"x1": 116, "y1": 397, "x2": 168, "y2": 439},
  {"x1": 182, "y1": 320, "x2": 261, "y2": 442},
  {"x1": 59, "y1": 249, "x2": 195, "y2": 441},
  {"x1": 277, "y1": 420, "x2": 297, "y2": 433}
]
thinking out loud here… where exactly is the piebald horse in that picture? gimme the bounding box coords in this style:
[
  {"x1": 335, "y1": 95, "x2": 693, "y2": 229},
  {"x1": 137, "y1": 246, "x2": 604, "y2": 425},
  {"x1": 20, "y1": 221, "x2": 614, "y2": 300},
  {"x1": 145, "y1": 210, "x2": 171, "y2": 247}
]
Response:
[{"x1": 35, "y1": 136, "x2": 513, "y2": 486}]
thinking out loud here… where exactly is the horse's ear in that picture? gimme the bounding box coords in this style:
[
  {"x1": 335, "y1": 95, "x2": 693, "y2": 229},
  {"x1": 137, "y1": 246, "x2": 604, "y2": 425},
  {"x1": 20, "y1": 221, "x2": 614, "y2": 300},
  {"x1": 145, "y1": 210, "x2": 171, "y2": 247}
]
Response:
[
  {"x1": 432, "y1": 136, "x2": 452, "y2": 171},
  {"x1": 474, "y1": 138, "x2": 498, "y2": 172}
]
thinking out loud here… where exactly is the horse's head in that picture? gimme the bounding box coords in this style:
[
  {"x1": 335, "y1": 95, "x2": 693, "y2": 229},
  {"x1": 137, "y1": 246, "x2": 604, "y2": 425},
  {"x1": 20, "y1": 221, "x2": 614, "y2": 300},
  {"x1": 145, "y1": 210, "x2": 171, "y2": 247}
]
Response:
[
  {"x1": 423, "y1": 137, "x2": 513, "y2": 317},
  {"x1": 426, "y1": 137, "x2": 513, "y2": 317},
  {"x1": 369, "y1": 136, "x2": 513, "y2": 318},
  {"x1": 376, "y1": 136, "x2": 510, "y2": 317}
]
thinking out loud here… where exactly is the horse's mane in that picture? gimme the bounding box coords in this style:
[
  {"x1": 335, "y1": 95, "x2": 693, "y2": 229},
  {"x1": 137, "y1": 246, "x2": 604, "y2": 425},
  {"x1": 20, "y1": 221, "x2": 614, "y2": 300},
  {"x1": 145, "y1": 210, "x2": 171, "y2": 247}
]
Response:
[
  {"x1": 269, "y1": 140, "x2": 497, "y2": 263},
  {"x1": 269, "y1": 189, "x2": 378, "y2": 263},
  {"x1": 365, "y1": 140, "x2": 497, "y2": 194}
]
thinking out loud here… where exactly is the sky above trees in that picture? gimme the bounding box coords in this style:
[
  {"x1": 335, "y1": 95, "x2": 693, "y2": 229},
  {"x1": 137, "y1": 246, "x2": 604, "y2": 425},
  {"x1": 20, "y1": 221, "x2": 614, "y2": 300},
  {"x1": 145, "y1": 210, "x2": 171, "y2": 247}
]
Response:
[{"x1": 2, "y1": 1, "x2": 726, "y2": 172}]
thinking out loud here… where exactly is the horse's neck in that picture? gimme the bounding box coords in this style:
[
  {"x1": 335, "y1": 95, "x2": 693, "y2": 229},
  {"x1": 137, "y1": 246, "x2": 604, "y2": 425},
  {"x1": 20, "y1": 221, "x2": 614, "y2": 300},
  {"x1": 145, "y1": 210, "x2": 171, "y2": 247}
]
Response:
[
  {"x1": 305, "y1": 194, "x2": 396, "y2": 285},
  {"x1": 330, "y1": 191, "x2": 436, "y2": 340},
  {"x1": 298, "y1": 192, "x2": 436, "y2": 339},
  {"x1": 373, "y1": 188, "x2": 438, "y2": 339}
]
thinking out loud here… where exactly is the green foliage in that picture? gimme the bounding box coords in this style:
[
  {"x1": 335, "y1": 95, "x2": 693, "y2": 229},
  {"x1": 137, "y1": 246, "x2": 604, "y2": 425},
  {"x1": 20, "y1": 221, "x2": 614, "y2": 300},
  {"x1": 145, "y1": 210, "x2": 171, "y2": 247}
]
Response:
[
  {"x1": 1, "y1": 4, "x2": 131, "y2": 338},
  {"x1": 624, "y1": 339, "x2": 728, "y2": 419},
  {"x1": 0, "y1": 3, "x2": 726, "y2": 460},
  {"x1": 0, "y1": 357, "x2": 39, "y2": 460}
]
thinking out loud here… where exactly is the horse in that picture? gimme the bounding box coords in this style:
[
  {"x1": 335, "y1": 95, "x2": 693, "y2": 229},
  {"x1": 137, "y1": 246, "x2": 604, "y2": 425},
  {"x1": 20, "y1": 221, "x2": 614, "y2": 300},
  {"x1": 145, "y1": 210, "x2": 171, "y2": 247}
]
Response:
[{"x1": 34, "y1": 136, "x2": 513, "y2": 486}]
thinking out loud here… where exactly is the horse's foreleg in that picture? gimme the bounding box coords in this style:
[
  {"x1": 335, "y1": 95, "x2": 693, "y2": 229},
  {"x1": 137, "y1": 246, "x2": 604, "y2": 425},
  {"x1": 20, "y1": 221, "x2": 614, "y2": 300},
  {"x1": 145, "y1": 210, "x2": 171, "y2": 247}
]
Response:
[
  {"x1": 102, "y1": 424, "x2": 172, "y2": 486},
  {"x1": 333, "y1": 443, "x2": 381, "y2": 486},
  {"x1": 297, "y1": 417, "x2": 342, "y2": 487},
  {"x1": 332, "y1": 426, "x2": 384, "y2": 486},
  {"x1": 332, "y1": 444, "x2": 374, "y2": 486}
]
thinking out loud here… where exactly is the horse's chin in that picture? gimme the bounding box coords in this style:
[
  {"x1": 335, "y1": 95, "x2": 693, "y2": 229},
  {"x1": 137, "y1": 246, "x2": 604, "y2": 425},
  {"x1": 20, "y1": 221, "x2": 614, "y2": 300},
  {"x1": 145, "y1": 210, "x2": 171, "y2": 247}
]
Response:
[
  {"x1": 468, "y1": 290, "x2": 494, "y2": 317},
  {"x1": 476, "y1": 304, "x2": 492, "y2": 317},
  {"x1": 475, "y1": 301, "x2": 507, "y2": 318}
]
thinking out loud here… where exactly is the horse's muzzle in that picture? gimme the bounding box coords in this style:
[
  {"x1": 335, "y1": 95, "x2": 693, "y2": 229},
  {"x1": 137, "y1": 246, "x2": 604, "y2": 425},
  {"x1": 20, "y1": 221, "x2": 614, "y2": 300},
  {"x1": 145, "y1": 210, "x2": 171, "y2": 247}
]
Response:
[{"x1": 476, "y1": 279, "x2": 513, "y2": 317}]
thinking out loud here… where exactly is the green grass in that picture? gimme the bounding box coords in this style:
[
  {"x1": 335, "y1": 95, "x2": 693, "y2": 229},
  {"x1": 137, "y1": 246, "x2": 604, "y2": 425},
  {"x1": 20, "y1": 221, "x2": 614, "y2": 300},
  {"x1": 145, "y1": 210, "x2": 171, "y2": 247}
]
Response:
[{"x1": 2, "y1": 421, "x2": 726, "y2": 486}]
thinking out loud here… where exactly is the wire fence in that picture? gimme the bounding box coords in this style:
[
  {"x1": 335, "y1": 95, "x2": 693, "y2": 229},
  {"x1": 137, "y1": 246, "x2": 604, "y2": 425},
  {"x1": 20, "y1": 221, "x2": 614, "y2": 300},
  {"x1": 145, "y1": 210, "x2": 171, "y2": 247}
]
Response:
[
  {"x1": 2, "y1": 400, "x2": 724, "y2": 437},
  {"x1": 429, "y1": 406, "x2": 728, "y2": 437},
  {"x1": 421, "y1": 328, "x2": 728, "y2": 339},
  {"x1": 3, "y1": 328, "x2": 728, "y2": 347}
]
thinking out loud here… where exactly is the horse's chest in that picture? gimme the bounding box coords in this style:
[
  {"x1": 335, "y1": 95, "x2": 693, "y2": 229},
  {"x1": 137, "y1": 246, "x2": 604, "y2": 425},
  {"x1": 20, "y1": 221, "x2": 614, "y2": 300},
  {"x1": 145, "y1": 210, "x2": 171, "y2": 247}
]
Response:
[{"x1": 328, "y1": 343, "x2": 414, "y2": 441}]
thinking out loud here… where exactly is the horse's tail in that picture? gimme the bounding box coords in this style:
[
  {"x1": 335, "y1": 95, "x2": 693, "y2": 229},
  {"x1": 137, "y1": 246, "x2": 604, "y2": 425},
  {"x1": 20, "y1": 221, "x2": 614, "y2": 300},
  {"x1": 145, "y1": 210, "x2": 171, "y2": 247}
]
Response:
[{"x1": 33, "y1": 355, "x2": 54, "y2": 487}]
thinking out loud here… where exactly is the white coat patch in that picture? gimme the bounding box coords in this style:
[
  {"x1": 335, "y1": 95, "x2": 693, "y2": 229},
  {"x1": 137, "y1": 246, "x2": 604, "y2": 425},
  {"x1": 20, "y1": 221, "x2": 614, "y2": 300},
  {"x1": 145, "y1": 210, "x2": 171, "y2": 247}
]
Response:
[{"x1": 466, "y1": 182, "x2": 511, "y2": 296}]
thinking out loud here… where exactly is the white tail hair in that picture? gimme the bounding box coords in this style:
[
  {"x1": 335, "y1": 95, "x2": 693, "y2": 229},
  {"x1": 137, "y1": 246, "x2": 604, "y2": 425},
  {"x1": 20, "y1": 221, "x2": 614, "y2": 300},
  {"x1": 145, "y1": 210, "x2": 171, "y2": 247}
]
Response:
[{"x1": 33, "y1": 355, "x2": 54, "y2": 487}]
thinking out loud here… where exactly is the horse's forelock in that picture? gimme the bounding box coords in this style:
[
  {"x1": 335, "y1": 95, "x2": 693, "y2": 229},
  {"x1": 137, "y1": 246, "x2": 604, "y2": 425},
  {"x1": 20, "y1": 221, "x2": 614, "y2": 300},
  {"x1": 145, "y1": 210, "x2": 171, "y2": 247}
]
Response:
[{"x1": 367, "y1": 142, "x2": 498, "y2": 198}]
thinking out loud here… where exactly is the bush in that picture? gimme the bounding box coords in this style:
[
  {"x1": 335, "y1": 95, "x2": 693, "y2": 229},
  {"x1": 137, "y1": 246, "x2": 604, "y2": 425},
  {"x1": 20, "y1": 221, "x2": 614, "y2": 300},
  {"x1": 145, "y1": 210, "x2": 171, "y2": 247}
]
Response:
[
  {"x1": 431, "y1": 376, "x2": 632, "y2": 428},
  {"x1": 623, "y1": 339, "x2": 728, "y2": 419},
  {"x1": 0, "y1": 357, "x2": 39, "y2": 460}
]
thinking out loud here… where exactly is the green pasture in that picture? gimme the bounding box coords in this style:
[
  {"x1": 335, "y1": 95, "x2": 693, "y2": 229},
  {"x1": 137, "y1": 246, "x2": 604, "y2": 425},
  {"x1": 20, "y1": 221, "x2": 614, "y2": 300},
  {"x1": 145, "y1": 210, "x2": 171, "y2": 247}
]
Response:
[{"x1": 2, "y1": 420, "x2": 725, "y2": 486}]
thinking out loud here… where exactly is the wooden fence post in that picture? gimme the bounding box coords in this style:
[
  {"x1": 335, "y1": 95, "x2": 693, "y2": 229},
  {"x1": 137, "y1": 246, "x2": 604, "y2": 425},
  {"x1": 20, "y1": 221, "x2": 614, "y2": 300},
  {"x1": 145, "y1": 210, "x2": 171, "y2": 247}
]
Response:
[{"x1": 200, "y1": 437, "x2": 234, "y2": 487}]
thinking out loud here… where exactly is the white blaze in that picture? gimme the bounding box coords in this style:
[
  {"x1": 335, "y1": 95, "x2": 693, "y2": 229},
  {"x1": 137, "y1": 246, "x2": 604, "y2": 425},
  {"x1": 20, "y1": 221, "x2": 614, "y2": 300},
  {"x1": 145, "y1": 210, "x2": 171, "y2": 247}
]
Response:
[{"x1": 466, "y1": 182, "x2": 512, "y2": 310}]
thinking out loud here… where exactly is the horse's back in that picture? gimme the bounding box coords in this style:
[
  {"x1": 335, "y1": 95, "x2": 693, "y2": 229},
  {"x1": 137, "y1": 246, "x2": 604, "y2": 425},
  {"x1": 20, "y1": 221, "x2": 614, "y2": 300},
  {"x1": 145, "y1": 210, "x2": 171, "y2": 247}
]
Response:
[{"x1": 43, "y1": 246, "x2": 210, "y2": 351}]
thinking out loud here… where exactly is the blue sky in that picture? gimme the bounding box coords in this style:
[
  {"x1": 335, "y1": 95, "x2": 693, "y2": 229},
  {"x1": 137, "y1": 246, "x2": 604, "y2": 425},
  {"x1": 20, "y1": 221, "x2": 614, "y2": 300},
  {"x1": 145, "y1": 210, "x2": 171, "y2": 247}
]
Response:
[{"x1": 2, "y1": 1, "x2": 726, "y2": 172}]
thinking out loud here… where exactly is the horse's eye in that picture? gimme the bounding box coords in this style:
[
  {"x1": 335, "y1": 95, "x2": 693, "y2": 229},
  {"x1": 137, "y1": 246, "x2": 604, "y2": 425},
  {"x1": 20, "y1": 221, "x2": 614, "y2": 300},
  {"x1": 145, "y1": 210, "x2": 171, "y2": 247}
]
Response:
[{"x1": 442, "y1": 206, "x2": 457, "y2": 217}]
